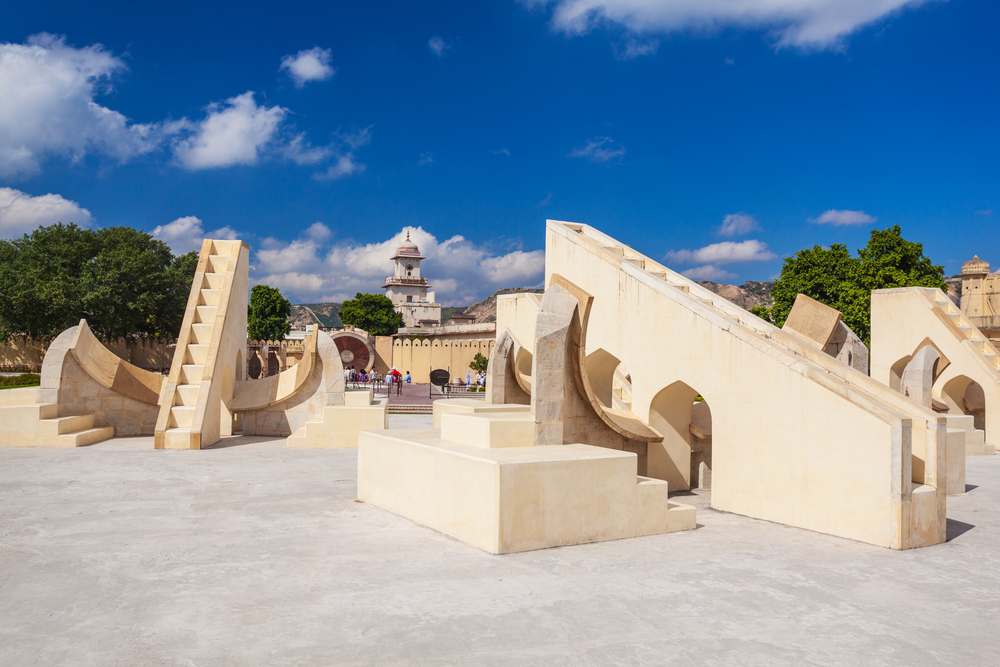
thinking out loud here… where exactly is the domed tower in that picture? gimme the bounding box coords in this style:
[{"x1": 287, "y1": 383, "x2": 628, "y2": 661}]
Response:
[
  {"x1": 382, "y1": 230, "x2": 442, "y2": 328},
  {"x1": 960, "y1": 255, "x2": 991, "y2": 321}
]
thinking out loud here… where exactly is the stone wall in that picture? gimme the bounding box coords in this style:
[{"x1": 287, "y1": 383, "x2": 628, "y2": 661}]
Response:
[
  {"x1": 381, "y1": 338, "x2": 496, "y2": 384},
  {"x1": 1, "y1": 336, "x2": 174, "y2": 371}
]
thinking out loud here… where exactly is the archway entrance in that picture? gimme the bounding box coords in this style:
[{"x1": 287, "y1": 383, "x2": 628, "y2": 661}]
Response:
[
  {"x1": 940, "y1": 374, "x2": 987, "y2": 436},
  {"x1": 647, "y1": 381, "x2": 712, "y2": 493}
]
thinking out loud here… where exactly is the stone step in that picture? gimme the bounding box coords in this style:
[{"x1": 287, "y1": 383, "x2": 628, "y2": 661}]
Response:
[
  {"x1": 190, "y1": 323, "x2": 214, "y2": 345},
  {"x1": 0, "y1": 402, "x2": 58, "y2": 420},
  {"x1": 170, "y1": 406, "x2": 196, "y2": 428},
  {"x1": 175, "y1": 385, "x2": 200, "y2": 406},
  {"x1": 204, "y1": 273, "x2": 225, "y2": 290},
  {"x1": 440, "y1": 411, "x2": 535, "y2": 449},
  {"x1": 162, "y1": 428, "x2": 194, "y2": 449},
  {"x1": 180, "y1": 364, "x2": 204, "y2": 384},
  {"x1": 60, "y1": 426, "x2": 115, "y2": 447},
  {"x1": 185, "y1": 344, "x2": 208, "y2": 365},
  {"x1": 42, "y1": 414, "x2": 95, "y2": 435},
  {"x1": 198, "y1": 289, "x2": 222, "y2": 306},
  {"x1": 208, "y1": 255, "x2": 230, "y2": 273},
  {"x1": 195, "y1": 305, "x2": 217, "y2": 324}
]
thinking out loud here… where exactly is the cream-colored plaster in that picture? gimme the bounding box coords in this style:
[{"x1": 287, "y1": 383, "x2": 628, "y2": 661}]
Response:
[
  {"x1": 432, "y1": 398, "x2": 530, "y2": 428},
  {"x1": 357, "y1": 425, "x2": 695, "y2": 555},
  {"x1": 539, "y1": 220, "x2": 952, "y2": 549},
  {"x1": 871, "y1": 287, "x2": 1000, "y2": 452}
]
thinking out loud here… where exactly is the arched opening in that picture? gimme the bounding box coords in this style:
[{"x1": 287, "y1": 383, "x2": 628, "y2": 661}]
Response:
[
  {"x1": 220, "y1": 363, "x2": 234, "y2": 437},
  {"x1": 647, "y1": 380, "x2": 711, "y2": 493},
  {"x1": 232, "y1": 352, "x2": 243, "y2": 434},
  {"x1": 940, "y1": 374, "x2": 987, "y2": 436},
  {"x1": 890, "y1": 356, "x2": 910, "y2": 391},
  {"x1": 585, "y1": 348, "x2": 622, "y2": 410},
  {"x1": 514, "y1": 346, "x2": 533, "y2": 394}
]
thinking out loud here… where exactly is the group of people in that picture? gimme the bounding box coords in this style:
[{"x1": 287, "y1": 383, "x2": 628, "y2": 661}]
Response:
[
  {"x1": 344, "y1": 366, "x2": 411, "y2": 386},
  {"x1": 465, "y1": 370, "x2": 486, "y2": 386}
]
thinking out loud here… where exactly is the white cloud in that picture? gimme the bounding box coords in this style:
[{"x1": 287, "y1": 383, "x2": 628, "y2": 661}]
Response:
[
  {"x1": 280, "y1": 47, "x2": 335, "y2": 87},
  {"x1": 305, "y1": 222, "x2": 331, "y2": 240},
  {"x1": 614, "y1": 37, "x2": 659, "y2": 60},
  {"x1": 717, "y1": 213, "x2": 760, "y2": 237},
  {"x1": 0, "y1": 33, "x2": 168, "y2": 178},
  {"x1": 0, "y1": 187, "x2": 93, "y2": 238},
  {"x1": 252, "y1": 227, "x2": 544, "y2": 305},
  {"x1": 976, "y1": 209, "x2": 993, "y2": 216},
  {"x1": 151, "y1": 215, "x2": 240, "y2": 254},
  {"x1": 492, "y1": 148, "x2": 511, "y2": 156},
  {"x1": 725, "y1": 57, "x2": 735, "y2": 65},
  {"x1": 283, "y1": 133, "x2": 333, "y2": 165},
  {"x1": 313, "y1": 127, "x2": 372, "y2": 180},
  {"x1": 569, "y1": 136, "x2": 625, "y2": 162},
  {"x1": 315, "y1": 154, "x2": 366, "y2": 181},
  {"x1": 531, "y1": 0, "x2": 933, "y2": 50},
  {"x1": 419, "y1": 152, "x2": 434, "y2": 165},
  {"x1": 428, "y1": 36, "x2": 451, "y2": 57},
  {"x1": 681, "y1": 264, "x2": 738, "y2": 281},
  {"x1": 666, "y1": 239, "x2": 776, "y2": 264},
  {"x1": 172, "y1": 92, "x2": 286, "y2": 170},
  {"x1": 809, "y1": 209, "x2": 876, "y2": 225}
]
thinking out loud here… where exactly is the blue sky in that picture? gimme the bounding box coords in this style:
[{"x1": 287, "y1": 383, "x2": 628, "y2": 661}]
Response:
[{"x1": 1, "y1": 0, "x2": 997, "y2": 305}]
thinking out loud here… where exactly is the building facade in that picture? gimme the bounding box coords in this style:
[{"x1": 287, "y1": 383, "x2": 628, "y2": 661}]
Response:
[
  {"x1": 382, "y1": 230, "x2": 442, "y2": 327},
  {"x1": 960, "y1": 255, "x2": 1000, "y2": 340}
]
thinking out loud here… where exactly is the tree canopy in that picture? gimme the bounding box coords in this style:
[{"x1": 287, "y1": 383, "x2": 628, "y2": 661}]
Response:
[
  {"x1": 247, "y1": 284, "x2": 292, "y2": 341},
  {"x1": 339, "y1": 292, "x2": 404, "y2": 337},
  {"x1": 767, "y1": 225, "x2": 946, "y2": 346},
  {"x1": 0, "y1": 223, "x2": 198, "y2": 342}
]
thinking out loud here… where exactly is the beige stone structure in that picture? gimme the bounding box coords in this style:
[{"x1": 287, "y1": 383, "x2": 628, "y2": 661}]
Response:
[
  {"x1": 871, "y1": 286, "x2": 998, "y2": 457},
  {"x1": 471, "y1": 220, "x2": 965, "y2": 550},
  {"x1": 0, "y1": 237, "x2": 385, "y2": 450},
  {"x1": 155, "y1": 240, "x2": 250, "y2": 449}
]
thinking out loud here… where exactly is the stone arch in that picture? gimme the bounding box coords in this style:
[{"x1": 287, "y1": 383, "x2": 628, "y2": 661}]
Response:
[
  {"x1": 584, "y1": 348, "x2": 622, "y2": 410},
  {"x1": 939, "y1": 374, "x2": 987, "y2": 434},
  {"x1": 889, "y1": 355, "x2": 910, "y2": 392},
  {"x1": 646, "y1": 380, "x2": 713, "y2": 492}
]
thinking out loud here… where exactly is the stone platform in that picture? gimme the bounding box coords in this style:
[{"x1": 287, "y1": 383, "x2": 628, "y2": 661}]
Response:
[{"x1": 358, "y1": 410, "x2": 695, "y2": 554}]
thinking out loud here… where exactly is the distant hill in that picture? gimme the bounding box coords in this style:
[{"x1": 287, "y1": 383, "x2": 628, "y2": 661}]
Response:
[
  {"x1": 443, "y1": 288, "x2": 545, "y2": 325},
  {"x1": 290, "y1": 303, "x2": 342, "y2": 329},
  {"x1": 696, "y1": 280, "x2": 775, "y2": 310}
]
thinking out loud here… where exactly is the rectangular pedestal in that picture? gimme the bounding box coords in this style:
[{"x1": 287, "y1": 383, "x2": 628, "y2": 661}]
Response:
[{"x1": 358, "y1": 429, "x2": 695, "y2": 554}]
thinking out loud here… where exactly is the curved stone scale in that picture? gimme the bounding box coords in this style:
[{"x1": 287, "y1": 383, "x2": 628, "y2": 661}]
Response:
[
  {"x1": 548, "y1": 273, "x2": 662, "y2": 443},
  {"x1": 70, "y1": 319, "x2": 165, "y2": 406},
  {"x1": 230, "y1": 333, "x2": 317, "y2": 411}
]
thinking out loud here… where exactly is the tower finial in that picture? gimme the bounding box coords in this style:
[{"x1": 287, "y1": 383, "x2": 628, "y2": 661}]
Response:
[{"x1": 406, "y1": 228, "x2": 410, "y2": 241}]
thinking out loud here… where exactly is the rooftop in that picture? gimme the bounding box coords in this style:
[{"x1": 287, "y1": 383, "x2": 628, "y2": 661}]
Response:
[{"x1": 1, "y1": 433, "x2": 997, "y2": 665}]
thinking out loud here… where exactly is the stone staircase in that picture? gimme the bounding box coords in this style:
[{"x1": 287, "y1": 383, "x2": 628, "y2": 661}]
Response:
[
  {"x1": 0, "y1": 387, "x2": 114, "y2": 447},
  {"x1": 155, "y1": 240, "x2": 246, "y2": 450}
]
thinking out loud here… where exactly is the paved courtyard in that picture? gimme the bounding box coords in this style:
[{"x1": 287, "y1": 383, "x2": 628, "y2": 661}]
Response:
[{"x1": 1, "y1": 417, "x2": 998, "y2": 666}]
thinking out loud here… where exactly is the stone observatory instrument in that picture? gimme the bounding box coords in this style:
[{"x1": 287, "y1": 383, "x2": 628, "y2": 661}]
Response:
[{"x1": 330, "y1": 331, "x2": 375, "y2": 371}]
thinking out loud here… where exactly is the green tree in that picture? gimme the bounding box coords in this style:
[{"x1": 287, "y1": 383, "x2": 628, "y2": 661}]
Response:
[
  {"x1": 770, "y1": 225, "x2": 946, "y2": 346},
  {"x1": 469, "y1": 352, "x2": 488, "y2": 373},
  {"x1": 339, "y1": 292, "x2": 404, "y2": 336},
  {"x1": 247, "y1": 285, "x2": 292, "y2": 341},
  {"x1": 0, "y1": 223, "x2": 197, "y2": 342}
]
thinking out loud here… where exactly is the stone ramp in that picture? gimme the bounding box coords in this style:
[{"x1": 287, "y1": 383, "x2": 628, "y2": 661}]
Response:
[
  {"x1": 872, "y1": 286, "x2": 1000, "y2": 455},
  {"x1": 529, "y1": 220, "x2": 958, "y2": 549},
  {"x1": 155, "y1": 239, "x2": 249, "y2": 450}
]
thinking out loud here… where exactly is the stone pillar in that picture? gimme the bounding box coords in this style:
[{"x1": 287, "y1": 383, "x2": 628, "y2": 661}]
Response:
[{"x1": 900, "y1": 345, "x2": 940, "y2": 408}]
